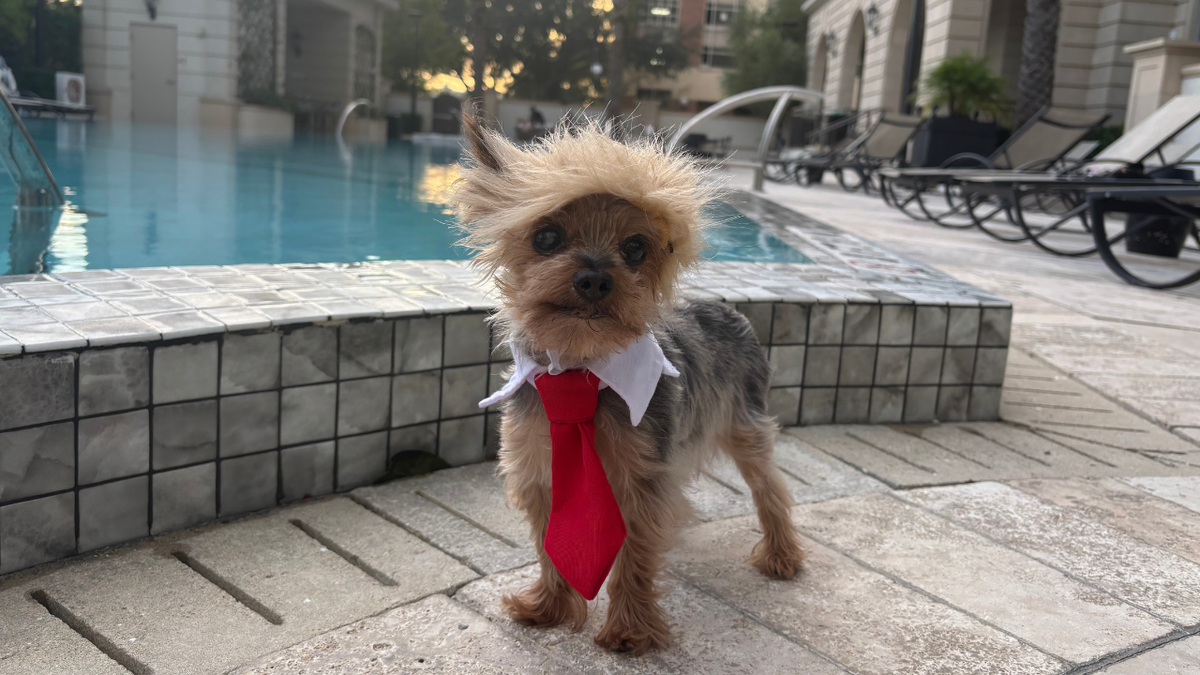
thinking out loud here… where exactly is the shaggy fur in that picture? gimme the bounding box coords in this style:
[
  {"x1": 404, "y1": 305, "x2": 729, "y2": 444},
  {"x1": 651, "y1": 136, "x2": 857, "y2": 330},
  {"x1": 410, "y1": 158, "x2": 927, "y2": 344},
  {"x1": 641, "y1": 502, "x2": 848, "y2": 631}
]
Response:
[{"x1": 453, "y1": 109, "x2": 804, "y2": 655}]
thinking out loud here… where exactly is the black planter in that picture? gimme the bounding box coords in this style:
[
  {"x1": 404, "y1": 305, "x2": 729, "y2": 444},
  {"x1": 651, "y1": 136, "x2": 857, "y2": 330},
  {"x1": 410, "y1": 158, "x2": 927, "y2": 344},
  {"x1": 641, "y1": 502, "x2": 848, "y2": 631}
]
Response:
[
  {"x1": 910, "y1": 116, "x2": 998, "y2": 167},
  {"x1": 1125, "y1": 215, "x2": 1192, "y2": 258}
]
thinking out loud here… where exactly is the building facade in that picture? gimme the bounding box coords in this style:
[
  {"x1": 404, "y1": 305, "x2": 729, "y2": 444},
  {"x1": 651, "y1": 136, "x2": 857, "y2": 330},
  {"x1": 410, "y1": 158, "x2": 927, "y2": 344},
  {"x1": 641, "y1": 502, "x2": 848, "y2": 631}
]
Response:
[
  {"x1": 83, "y1": 0, "x2": 394, "y2": 126},
  {"x1": 804, "y1": 0, "x2": 1200, "y2": 126}
]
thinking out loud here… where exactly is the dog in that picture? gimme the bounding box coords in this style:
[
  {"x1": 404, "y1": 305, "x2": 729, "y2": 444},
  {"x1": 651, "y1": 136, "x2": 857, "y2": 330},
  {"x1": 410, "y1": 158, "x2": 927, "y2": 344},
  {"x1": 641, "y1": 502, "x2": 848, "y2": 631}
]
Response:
[{"x1": 454, "y1": 111, "x2": 804, "y2": 655}]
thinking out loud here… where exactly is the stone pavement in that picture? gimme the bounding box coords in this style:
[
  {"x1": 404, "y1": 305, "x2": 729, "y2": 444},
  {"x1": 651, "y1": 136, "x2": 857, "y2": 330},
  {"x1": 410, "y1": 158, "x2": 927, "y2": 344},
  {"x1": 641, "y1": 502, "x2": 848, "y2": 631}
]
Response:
[{"x1": 5, "y1": 177, "x2": 1200, "y2": 674}]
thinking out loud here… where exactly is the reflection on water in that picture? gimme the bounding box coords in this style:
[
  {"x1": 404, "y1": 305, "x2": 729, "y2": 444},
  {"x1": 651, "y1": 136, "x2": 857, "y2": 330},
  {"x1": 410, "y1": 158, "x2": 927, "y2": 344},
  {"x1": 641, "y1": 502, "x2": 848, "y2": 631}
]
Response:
[{"x1": 0, "y1": 120, "x2": 807, "y2": 274}]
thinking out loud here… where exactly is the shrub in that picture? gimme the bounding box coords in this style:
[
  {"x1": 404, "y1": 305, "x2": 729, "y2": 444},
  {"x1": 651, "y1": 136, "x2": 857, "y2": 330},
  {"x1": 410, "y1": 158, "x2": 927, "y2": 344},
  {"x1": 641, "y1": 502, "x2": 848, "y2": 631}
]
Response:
[{"x1": 915, "y1": 53, "x2": 1008, "y2": 120}]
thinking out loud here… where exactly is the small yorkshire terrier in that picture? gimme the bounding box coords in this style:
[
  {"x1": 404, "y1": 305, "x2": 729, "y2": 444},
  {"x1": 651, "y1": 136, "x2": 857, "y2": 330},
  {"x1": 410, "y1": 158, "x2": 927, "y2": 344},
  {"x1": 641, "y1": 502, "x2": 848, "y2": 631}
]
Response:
[{"x1": 455, "y1": 110, "x2": 804, "y2": 655}]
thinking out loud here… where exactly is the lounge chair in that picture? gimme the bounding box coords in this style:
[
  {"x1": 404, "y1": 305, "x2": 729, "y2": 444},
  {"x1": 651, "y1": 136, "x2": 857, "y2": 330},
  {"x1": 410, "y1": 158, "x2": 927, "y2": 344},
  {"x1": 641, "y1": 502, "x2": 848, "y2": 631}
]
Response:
[
  {"x1": 1083, "y1": 185, "x2": 1200, "y2": 289},
  {"x1": 878, "y1": 106, "x2": 1109, "y2": 227},
  {"x1": 791, "y1": 113, "x2": 924, "y2": 193}
]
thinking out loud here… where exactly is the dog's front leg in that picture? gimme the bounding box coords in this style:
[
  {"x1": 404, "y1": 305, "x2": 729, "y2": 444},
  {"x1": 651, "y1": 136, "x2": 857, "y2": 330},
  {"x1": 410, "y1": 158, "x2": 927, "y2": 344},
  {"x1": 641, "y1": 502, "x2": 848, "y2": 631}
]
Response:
[
  {"x1": 594, "y1": 474, "x2": 675, "y2": 655},
  {"x1": 501, "y1": 495, "x2": 589, "y2": 631}
]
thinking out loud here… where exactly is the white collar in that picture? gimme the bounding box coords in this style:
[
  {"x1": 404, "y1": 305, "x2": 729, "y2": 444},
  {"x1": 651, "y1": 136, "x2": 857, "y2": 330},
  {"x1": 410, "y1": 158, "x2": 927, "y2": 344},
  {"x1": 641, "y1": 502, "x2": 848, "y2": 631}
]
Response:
[{"x1": 478, "y1": 331, "x2": 680, "y2": 427}]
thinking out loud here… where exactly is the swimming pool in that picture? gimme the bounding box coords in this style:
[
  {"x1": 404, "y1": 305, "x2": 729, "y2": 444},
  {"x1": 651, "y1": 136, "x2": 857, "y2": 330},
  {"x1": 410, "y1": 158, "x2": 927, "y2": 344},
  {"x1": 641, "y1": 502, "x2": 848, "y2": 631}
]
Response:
[{"x1": 1, "y1": 120, "x2": 810, "y2": 275}]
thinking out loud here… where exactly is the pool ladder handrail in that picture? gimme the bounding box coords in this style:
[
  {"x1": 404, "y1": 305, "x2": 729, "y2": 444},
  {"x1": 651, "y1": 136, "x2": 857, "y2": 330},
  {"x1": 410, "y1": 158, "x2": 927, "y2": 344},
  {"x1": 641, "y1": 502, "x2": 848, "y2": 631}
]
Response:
[
  {"x1": 335, "y1": 98, "x2": 373, "y2": 143},
  {"x1": 664, "y1": 86, "x2": 825, "y2": 192},
  {"x1": 0, "y1": 87, "x2": 63, "y2": 207}
]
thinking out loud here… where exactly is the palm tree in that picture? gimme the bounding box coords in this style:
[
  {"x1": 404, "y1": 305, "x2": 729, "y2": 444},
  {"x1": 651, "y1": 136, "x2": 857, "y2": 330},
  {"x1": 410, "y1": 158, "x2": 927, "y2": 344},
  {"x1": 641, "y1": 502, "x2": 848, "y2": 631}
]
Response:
[{"x1": 1015, "y1": 0, "x2": 1060, "y2": 127}]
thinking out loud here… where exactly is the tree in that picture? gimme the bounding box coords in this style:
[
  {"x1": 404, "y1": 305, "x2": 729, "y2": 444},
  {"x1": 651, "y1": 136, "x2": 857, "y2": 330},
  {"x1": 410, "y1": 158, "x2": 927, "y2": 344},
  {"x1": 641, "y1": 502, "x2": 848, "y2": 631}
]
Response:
[
  {"x1": 380, "y1": 0, "x2": 467, "y2": 95},
  {"x1": 1015, "y1": 0, "x2": 1060, "y2": 127},
  {"x1": 501, "y1": 0, "x2": 606, "y2": 104},
  {"x1": 0, "y1": 0, "x2": 80, "y2": 98},
  {"x1": 723, "y1": 0, "x2": 807, "y2": 95}
]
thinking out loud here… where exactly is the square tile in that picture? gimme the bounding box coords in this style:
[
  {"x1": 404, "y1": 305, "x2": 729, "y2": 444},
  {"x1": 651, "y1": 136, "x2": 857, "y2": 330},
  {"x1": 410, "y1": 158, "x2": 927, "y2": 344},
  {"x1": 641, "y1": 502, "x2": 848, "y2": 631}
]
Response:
[
  {"x1": 904, "y1": 386, "x2": 938, "y2": 423},
  {"x1": 340, "y1": 320, "x2": 394, "y2": 378},
  {"x1": 490, "y1": 329, "x2": 512, "y2": 362},
  {"x1": 3, "y1": 322, "x2": 87, "y2": 352},
  {"x1": 444, "y1": 313, "x2": 491, "y2": 366},
  {"x1": 486, "y1": 414, "x2": 502, "y2": 460},
  {"x1": 835, "y1": 387, "x2": 871, "y2": 424},
  {"x1": 220, "y1": 391, "x2": 280, "y2": 457},
  {"x1": 807, "y1": 305, "x2": 844, "y2": 345},
  {"x1": 390, "y1": 423, "x2": 439, "y2": 456},
  {"x1": 874, "y1": 347, "x2": 910, "y2": 386},
  {"x1": 937, "y1": 386, "x2": 970, "y2": 422},
  {"x1": 843, "y1": 305, "x2": 881, "y2": 345},
  {"x1": 0, "y1": 352, "x2": 75, "y2": 431},
  {"x1": 838, "y1": 346, "x2": 876, "y2": 386},
  {"x1": 0, "y1": 422, "x2": 74, "y2": 502},
  {"x1": 736, "y1": 303, "x2": 773, "y2": 343},
  {"x1": 221, "y1": 332, "x2": 281, "y2": 394},
  {"x1": 769, "y1": 303, "x2": 808, "y2": 345},
  {"x1": 338, "y1": 432, "x2": 388, "y2": 489},
  {"x1": 152, "y1": 458, "x2": 216, "y2": 533},
  {"x1": 280, "y1": 384, "x2": 337, "y2": 446},
  {"x1": 869, "y1": 387, "x2": 905, "y2": 424},
  {"x1": 78, "y1": 410, "x2": 150, "y2": 485},
  {"x1": 153, "y1": 400, "x2": 218, "y2": 470},
  {"x1": 220, "y1": 452, "x2": 279, "y2": 517},
  {"x1": 908, "y1": 347, "x2": 944, "y2": 385},
  {"x1": 438, "y1": 416, "x2": 486, "y2": 466},
  {"x1": 79, "y1": 476, "x2": 149, "y2": 553},
  {"x1": 769, "y1": 345, "x2": 806, "y2": 387},
  {"x1": 394, "y1": 316, "x2": 443, "y2": 373},
  {"x1": 941, "y1": 348, "x2": 977, "y2": 385},
  {"x1": 282, "y1": 325, "x2": 337, "y2": 386},
  {"x1": 281, "y1": 441, "x2": 335, "y2": 502},
  {"x1": 767, "y1": 387, "x2": 801, "y2": 426},
  {"x1": 0, "y1": 493, "x2": 75, "y2": 573},
  {"x1": 800, "y1": 388, "x2": 836, "y2": 426},
  {"x1": 879, "y1": 305, "x2": 915, "y2": 345},
  {"x1": 338, "y1": 377, "x2": 391, "y2": 436},
  {"x1": 946, "y1": 307, "x2": 981, "y2": 346},
  {"x1": 979, "y1": 307, "x2": 1013, "y2": 347},
  {"x1": 154, "y1": 341, "x2": 218, "y2": 403},
  {"x1": 67, "y1": 316, "x2": 159, "y2": 347},
  {"x1": 969, "y1": 386, "x2": 1003, "y2": 421},
  {"x1": 79, "y1": 347, "x2": 150, "y2": 416},
  {"x1": 487, "y1": 363, "x2": 511, "y2": 410},
  {"x1": 441, "y1": 365, "x2": 488, "y2": 419},
  {"x1": 974, "y1": 348, "x2": 1009, "y2": 386},
  {"x1": 392, "y1": 371, "x2": 442, "y2": 427},
  {"x1": 803, "y1": 346, "x2": 841, "y2": 387},
  {"x1": 912, "y1": 306, "x2": 949, "y2": 345}
]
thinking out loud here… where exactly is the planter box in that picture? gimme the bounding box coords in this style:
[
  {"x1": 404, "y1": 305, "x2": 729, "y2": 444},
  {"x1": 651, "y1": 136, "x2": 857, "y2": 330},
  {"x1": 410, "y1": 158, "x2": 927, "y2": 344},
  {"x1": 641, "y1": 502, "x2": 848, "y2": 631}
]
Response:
[{"x1": 910, "y1": 116, "x2": 997, "y2": 167}]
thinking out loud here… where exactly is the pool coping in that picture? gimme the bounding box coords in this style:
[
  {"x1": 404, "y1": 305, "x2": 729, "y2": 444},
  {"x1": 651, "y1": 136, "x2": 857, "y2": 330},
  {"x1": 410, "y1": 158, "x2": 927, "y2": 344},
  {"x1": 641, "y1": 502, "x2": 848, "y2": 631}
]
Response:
[{"x1": 0, "y1": 191, "x2": 1013, "y2": 575}]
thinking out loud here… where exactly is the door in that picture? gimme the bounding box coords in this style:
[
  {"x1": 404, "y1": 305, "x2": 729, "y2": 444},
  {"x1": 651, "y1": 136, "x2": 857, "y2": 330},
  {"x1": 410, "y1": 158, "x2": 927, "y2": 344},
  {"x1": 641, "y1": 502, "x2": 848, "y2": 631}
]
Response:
[{"x1": 131, "y1": 23, "x2": 177, "y2": 124}]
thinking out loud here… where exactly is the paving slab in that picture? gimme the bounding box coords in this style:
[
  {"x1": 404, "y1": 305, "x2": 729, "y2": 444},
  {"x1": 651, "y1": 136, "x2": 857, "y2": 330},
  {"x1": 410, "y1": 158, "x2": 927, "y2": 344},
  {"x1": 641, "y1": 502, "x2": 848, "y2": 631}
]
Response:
[
  {"x1": 1121, "y1": 476, "x2": 1200, "y2": 514},
  {"x1": 914, "y1": 425, "x2": 1050, "y2": 476},
  {"x1": 455, "y1": 564, "x2": 848, "y2": 675},
  {"x1": 772, "y1": 431, "x2": 891, "y2": 500},
  {"x1": 792, "y1": 493, "x2": 1173, "y2": 664},
  {"x1": 904, "y1": 482, "x2": 1200, "y2": 625},
  {"x1": 684, "y1": 471, "x2": 751, "y2": 522},
  {"x1": 961, "y1": 423, "x2": 1125, "y2": 476},
  {"x1": 232, "y1": 594, "x2": 573, "y2": 675},
  {"x1": 6, "y1": 546, "x2": 282, "y2": 675},
  {"x1": 353, "y1": 475, "x2": 536, "y2": 575},
  {"x1": 670, "y1": 515, "x2": 1064, "y2": 675},
  {"x1": 1098, "y1": 634, "x2": 1200, "y2": 674},
  {"x1": 0, "y1": 585, "x2": 128, "y2": 675},
  {"x1": 786, "y1": 426, "x2": 964, "y2": 488},
  {"x1": 1011, "y1": 478, "x2": 1200, "y2": 565},
  {"x1": 406, "y1": 462, "x2": 530, "y2": 545},
  {"x1": 1034, "y1": 432, "x2": 1194, "y2": 475}
]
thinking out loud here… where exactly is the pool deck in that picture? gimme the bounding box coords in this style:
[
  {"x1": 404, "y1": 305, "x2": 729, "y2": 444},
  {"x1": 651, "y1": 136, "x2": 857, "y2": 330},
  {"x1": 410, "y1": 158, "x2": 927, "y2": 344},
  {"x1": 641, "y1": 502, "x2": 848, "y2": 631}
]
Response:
[{"x1": 4, "y1": 177, "x2": 1200, "y2": 673}]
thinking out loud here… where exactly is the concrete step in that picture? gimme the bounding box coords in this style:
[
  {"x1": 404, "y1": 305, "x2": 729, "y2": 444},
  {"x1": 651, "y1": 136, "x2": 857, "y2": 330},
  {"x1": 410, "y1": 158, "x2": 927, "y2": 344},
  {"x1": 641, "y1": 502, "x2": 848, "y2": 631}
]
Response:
[
  {"x1": 455, "y1": 564, "x2": 848, "y2": 675},
  {"x1": 671, "y1": 515, "x2": 1064, "y2": 675},
  {"x1": 905, "y1": 482, "x2": 1200, "y2": 625},
  {"x1": 232, "y1": 593, "x2": 575, "y2": 674},
  {"x1": 793, "y1": 493, "x2": 1173, "y2": 664}
]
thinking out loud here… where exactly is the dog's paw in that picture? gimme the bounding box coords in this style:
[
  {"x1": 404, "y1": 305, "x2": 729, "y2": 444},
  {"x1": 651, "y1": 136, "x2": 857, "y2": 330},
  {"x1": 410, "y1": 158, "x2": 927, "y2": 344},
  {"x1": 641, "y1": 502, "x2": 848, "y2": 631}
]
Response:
[
  {"x1": 594, "y1": 613, "x2": 671, "y2": 655},
  {"x1": 502, "y1": 585, "x2": 587, "y2": 631},
  {"x1": 748, "y1": 537, "x2": 805, "y2": 580}
]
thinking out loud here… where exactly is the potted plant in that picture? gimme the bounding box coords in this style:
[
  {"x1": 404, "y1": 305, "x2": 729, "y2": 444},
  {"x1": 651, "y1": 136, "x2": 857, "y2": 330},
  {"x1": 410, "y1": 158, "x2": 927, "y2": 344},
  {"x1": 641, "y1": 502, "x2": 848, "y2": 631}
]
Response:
[{"x1": 909, "y1": 54, "x2": 1008, "y2": 167}]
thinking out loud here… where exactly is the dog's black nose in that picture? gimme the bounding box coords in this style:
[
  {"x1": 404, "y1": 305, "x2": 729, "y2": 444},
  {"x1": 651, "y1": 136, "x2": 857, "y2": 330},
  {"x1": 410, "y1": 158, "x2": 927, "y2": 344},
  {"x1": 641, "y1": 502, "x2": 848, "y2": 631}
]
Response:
[{"x1": 573, "y1": 269, "x2": 613, "y2": 302}]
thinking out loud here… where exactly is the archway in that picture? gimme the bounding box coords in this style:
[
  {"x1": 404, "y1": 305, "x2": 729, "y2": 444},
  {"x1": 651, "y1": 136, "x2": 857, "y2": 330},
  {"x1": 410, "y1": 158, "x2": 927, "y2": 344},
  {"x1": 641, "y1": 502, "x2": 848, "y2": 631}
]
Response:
[
  {"x1": 838, "y1": 11, "x2": 867, "y2": 110},
  {"x1": 984, "y1": 0, "x2": 1026, "y2": 105},
  {"x1": 882, "y1": 0, "x2": 924, "y2": 113}
]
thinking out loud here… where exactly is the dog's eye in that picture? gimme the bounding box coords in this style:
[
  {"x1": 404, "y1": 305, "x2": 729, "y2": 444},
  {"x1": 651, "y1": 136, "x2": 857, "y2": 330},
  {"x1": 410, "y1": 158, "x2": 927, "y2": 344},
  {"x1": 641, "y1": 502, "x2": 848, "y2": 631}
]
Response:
[
  {"x1": 621, "y1": 236, "x2": 647, "y2": 266},
  {"x1": 532, "y1": 225, "x2": 565, "y2": 255}
]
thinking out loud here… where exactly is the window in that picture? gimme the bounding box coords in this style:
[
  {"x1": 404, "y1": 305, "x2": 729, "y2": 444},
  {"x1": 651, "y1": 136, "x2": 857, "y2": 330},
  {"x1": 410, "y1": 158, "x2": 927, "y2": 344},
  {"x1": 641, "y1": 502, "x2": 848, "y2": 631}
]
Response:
[
  {"x1": 639, "y1": 0, "x2": 680, "y2": 28},
  {"x1": 705, "y1": 2, "x2": 739, "y2": 26},
  {"x1": 701, "y1": 46, "x2": 735, "y2": 69}
]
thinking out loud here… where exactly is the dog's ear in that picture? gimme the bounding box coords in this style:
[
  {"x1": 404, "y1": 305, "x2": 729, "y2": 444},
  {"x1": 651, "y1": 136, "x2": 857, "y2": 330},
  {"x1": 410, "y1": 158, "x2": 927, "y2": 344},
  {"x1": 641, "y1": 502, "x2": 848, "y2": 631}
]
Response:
[{"x1": 462, "y1": 104, "x2": 503, "y2": 172}]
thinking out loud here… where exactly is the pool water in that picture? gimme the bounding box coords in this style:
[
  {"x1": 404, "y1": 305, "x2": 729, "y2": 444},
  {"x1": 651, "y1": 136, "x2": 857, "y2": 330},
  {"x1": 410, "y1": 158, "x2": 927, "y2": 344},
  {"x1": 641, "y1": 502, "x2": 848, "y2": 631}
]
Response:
[{"x1": 1, "y1": 120, "x2": 809, "y2": 274}]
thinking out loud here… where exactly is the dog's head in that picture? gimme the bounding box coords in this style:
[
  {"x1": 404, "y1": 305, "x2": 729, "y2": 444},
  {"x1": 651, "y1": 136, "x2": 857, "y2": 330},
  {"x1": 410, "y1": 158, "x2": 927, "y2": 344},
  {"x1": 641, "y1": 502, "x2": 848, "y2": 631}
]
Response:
[{"x1": 454, "y1": 110, "x2": 713, "y2": 362}]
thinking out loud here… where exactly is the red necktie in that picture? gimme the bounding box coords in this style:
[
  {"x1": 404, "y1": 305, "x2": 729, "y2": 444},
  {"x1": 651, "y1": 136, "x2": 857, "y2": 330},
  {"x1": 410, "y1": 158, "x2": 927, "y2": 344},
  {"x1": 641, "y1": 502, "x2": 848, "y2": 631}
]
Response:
[{"x1": 534, "y1": 369, "x2": 627, "y2": 600}]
